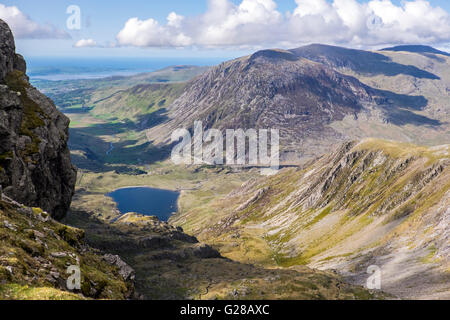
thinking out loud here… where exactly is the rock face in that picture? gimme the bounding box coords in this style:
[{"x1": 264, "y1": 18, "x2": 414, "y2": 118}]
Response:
[{"x1": 0, "y1": 19, "x2": 76, "y2": 220}]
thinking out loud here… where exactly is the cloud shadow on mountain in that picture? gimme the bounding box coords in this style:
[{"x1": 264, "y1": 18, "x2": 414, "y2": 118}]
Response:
[{"x1": 290, "y1": 44, "x2": 441, "y2": 80}]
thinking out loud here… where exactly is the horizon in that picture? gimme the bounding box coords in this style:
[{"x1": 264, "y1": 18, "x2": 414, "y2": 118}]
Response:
[{"x1": 24, "y1": 42, "x2": 450, "y2": 81}]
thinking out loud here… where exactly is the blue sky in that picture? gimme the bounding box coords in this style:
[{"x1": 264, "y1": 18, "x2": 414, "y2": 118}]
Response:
[{"x1": 1, "y1": 0, "x2": 450, "y2": 59}]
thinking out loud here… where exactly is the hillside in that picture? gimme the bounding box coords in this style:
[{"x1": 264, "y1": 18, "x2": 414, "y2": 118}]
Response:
[
  {"x1": 146, "y1": 44, "x2": 449, "y2": 163},
  {"x1": 171, "y1": 139, "x2": 449, "y2": 299},
  {"x1": 90, "y1": 82, "x2": 186, "y2": 124},
  {"x1": 33, "y1": 65, "x2": 208, "y2": 113},
  {"x1": 63, "y1": 208, "x2": 387, "y2": 300},
  {"x1": 0, "y1": 194, "x2": 134, "y2": 300}
]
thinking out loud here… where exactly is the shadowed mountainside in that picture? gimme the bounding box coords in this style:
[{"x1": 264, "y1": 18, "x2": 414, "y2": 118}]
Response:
[
  {"x1": 381, "y1": 45, "x2": 450, "y2": 57},
  {"x1": 291, "y1": 44, "x2": 440, "y2": 79}
]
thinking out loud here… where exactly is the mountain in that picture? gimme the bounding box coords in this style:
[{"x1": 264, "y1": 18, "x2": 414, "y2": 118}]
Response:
[
  {"x1": 290, "y1": 44, "x2": 441, "y2": 79},
  {"x1": 381, "y1": 45, "x2": 450, "y2": 57},
  {"x1": 171, "y1": 139, "x2": 450, "y2": 299},
  {"x1": 147, "y1": 48, "x2": 384, "y2": 161},
  {"x1": 147, "y1": 44, "x2": 449, "y2": 163},
  {"x1": 0, "y1": 20, "x2": 76, "y2": 220}
]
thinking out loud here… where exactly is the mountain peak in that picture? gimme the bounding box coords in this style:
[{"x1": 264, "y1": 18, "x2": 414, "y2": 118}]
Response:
[
  {"x1": 250, "y1": 49, "x2": 299, "y2": 62},
  {"x1": 0, "y1": 19, "x2": 26, "y2": 79}
]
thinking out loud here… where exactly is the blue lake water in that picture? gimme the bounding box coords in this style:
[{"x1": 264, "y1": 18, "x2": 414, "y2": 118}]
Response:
[{"x1": 107, "y1": 187, "x2": 180, "y2": 222}]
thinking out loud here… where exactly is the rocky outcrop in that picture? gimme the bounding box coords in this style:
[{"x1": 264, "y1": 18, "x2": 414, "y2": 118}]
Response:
[
  {"x1": 0, "y1": 19, "x2": 76, "y2": 220},
  {"x1": 0, "y1": 197, "x2": 134, "y2": 300},
  {"x1": 103, "y1": 254, "x2": 135, "y2": 282}
]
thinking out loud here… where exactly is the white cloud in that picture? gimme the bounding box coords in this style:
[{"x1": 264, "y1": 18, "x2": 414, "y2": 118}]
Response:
[
  {"x1": 116, "y1": 15, "x2": 192, "y2": 47},
  {"x1": 116, "y1": 0, "x2": 450, "y2": 49},
  {"x1": 0, "y1": 4, "x2": 69, "y2": 39},
  {"x1": 117, "y1": 0, "x2": 282, "y2": 48},
  {"x1": 73, "y1": 38, "x2": 97, "y2": 48}
]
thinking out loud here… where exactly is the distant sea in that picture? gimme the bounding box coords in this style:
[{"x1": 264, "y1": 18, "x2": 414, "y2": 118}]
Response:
[{"x1": 27, "y1": 57, "x2": 226, "y2": 81}]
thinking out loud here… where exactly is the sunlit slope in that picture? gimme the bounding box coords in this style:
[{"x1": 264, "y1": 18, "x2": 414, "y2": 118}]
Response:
[
  {"x1": 90, "y1": 83, "x2": 186, "y2": 123},
  {"x1": 172, "y1": 139, "x2": 450, "y2": 299}
]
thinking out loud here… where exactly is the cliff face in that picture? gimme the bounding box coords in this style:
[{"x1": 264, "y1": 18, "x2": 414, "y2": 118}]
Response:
[{"x1": 0, "y1": 20, "x2": 76, "y2": 220}]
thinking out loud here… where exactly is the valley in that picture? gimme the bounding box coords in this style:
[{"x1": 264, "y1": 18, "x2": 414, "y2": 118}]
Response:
[
  {"x1": 1, "y1": 13, "x2": 448, "y2": 300},
  {"x1": 36, "y1": 44, "x2": 449, "y2": 300}
]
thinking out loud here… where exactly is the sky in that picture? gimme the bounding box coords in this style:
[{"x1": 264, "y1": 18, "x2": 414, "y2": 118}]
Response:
[{"x1": 1, "y1": 0, "x2": 450, "y2": 59}]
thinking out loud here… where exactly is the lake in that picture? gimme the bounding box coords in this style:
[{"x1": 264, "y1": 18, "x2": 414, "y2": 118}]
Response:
[{"x1": 107, "y1": 187, "x2": 180, "y2": 222}]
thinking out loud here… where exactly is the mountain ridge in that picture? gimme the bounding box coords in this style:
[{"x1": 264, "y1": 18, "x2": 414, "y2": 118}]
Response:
[
  {"x1": 171, "y1": 139, "x2": 450, "y2": 299},
  {"x1": 381, "y1": 45, "x2": 450, "y2": 57},
  {"x1": 145, "y1": 43, "x2": 448, "y2": 163}
]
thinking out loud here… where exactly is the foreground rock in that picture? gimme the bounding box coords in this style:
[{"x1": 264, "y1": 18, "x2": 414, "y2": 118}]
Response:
[
  {"x1": 0, "y1": 19, "x2": 76, "y2": 220},
  {"x1": 0, "y1": 196, "x2": 134, "y2": 300}
]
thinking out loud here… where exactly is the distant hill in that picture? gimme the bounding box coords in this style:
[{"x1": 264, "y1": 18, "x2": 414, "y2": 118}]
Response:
[
  {"x1": 381, "y1": 45, "x2": 450, "y2": 57},
  {"x1": 33, "y1": 65, "x2": 209, "y2": 110}
]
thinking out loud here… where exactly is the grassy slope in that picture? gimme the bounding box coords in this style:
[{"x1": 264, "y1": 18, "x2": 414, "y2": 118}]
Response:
[
  {"x1": 0, "y1": 199, "x2": 133, "y2": 300},
  {"x1": 33, "y1": 65, "x2": 208, "y2": 110},
  {"x1": 169, "y1": 139, "x2": 449, "y2": 299},
  {"x1": 65, "y1": 205, "x2": 386, "y2": 300},
  {"x1": 90, "y1": 82, "x2": 185, "y2": 122}
]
